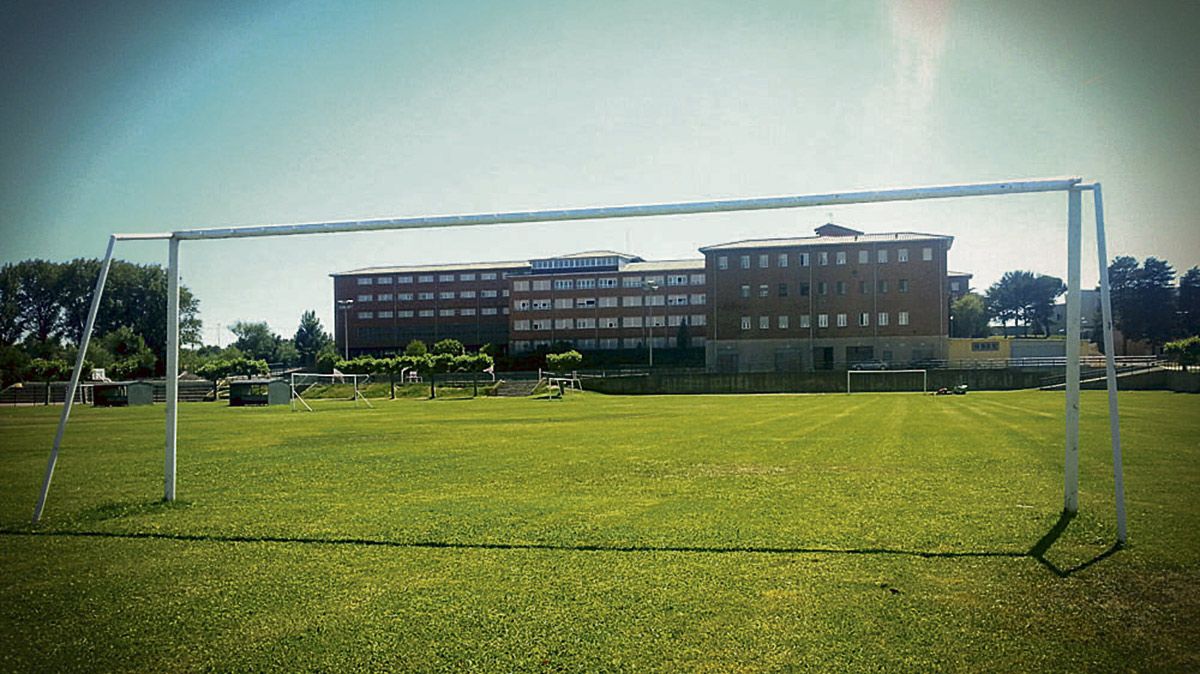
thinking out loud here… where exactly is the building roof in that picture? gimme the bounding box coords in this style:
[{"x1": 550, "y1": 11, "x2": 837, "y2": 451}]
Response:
[
  {"x1": 538, "y1": 250, "x2": 641, "y2": 261},
  {"x1": 947, "y1": 270, "x2": 974, "y2": 278},
  {"x1": 698, "y1": 231, "x2": 953, "y2": 252},
  {"x1": 624, "y1": 259, "x2": 706, "y2": 272},
  {"x1": 331, "y1": 260, "x2": 532, "y2": 276}
]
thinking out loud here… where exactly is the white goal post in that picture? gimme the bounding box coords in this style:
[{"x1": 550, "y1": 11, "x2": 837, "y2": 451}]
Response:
[
  {"x1": 31, "y1": 177, "x2": 1128, "y2": 546},
  {"x1": 847, "y1": 369, "x2": 927, "y2": 394},
  {"x1": 290, "y1": 372, "x2": 373, "y2": 412}
]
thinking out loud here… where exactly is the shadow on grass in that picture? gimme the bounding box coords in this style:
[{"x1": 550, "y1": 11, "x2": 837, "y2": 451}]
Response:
[{"x1": 2, "y1": 509, "x2": 1119, "y2": 578}]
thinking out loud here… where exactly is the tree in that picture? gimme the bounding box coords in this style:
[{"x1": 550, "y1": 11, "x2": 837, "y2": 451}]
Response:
[
  {"x1": 546, "y1": 350, "x2": 583, "y2": 371},
  {"x1": 950, "y1": 293, "x2": 990, "y2": 338},
  {"x1": 1180, "y1": 267, "x2": 1200, "y2": 337},
  {"x1": 1109, "y1": 256, "x2": 1177, "y2": 353},
  {"x1": 230, "y1": 321, "x2": 279, "y2": 361},
  {"x1": 0, "y1": 264, "x2": 22, "y2": 345},
  {"x1": 293, "y1": 310, "x2": 332, "y2": 366},
  {"x1": 985, "y1": 272, "x2": 1023, "y2": 333},
  {"x1": 985, "y1": 271, "x2": 1064, "y2": 336},
  {"x1": 99, "y1": 326, "x2": 157, "y2": 380},
  {"x1": 676, "y1": 319, "x2": 691, "y2": 350},
  {"x1": 16, "y1": 260, "x2": 64, "y2": 342},
  {"x1": 1026, "y1": 274, "x2": 1066, "y2": 336},
  {"x1": 24, "y1": 357, "x2": 68, "y2": 405},
  {"x1": 195, "y1": 357, "x2": 269, "y2": 400},
  {"x1": 403, "y1": 340, "x2": 428, "y2": 357},
  {"x1": 432, "y1": 338, "x2": 465, "y2": 356},
  {"x1": 1164, "y1": 336, "x2": 1200, "y2": 372}
]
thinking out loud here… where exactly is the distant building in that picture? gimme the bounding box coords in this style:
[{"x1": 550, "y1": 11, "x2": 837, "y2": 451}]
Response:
[{"x1": 699, "y1": 224, "x2": 956, "y2": 372}]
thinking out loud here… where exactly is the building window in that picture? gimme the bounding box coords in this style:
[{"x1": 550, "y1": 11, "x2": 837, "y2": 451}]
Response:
[
  {"x1": 532, "y1": 299, "x2": 551, "y2": 310},
  {"x1": 437, "y1": 291, "x2": 453, "y2": 300},
  {"x1": 622, "y1": 295, "x2": 643, "y2": 307},
  {"x1": 554, "y1": 298, "x2": 572, "y2": 309},
  {"x1": 836, "y1": 251, "x2": 847, "y2": 265},
  {"x1": 418, "y1": 292, "x2": 434, "y2": 300},
  {"x1": 777, "y1": 253, "x2": 788, "y2": 268},
  {"x1": 481, "y1": 307, "x2": 498, "y2": 316},
  {"x1": 778, "y1": 283, "x2": 788, "y2": 297},
  {"x1": 668, "y1": 315, "x2": 683, "y2": 327},
  {"x1": 439, "y1": 309, "x2": 454, "y2": 317},
  {"x1": 740, "y1": 284, "x2": 751, "y2": 299},
  {"x1": 532, "y1": 280, "x2": 552, "y2": 291},
  {"x1": 759, "y1": 315, "x2": 769, "y2": 329},
  {"x1": 690, "y1": 314, "x2": 707, "y2": 326},
  {"x1": 598, "y1": 278, "x2": 618, "y2": 288},
  {"x1": 740, "y1": 255, "x2": 751, "y2": 269},
  {"x1": 799, "y1": 314, "x2": 811, "y2": 328},
  {"x1": 718, "y1": 256, "x2": 729, "y2": 270},
  {"x1": 668, "y1": 274, "x2": 688, "y2": 286},
  {"x1": 898, "y1": 248, "x2": 909, "y2": 263},
  {"x1": 778, "y1": 315, "x2": 789, "y2": 329},
  {"x1": 622, "y1": 277, "x2": 643, "y2": 288},
  {"x1": 356, "y1": 294, "x2": 373, "y2": 302},
  {"x1": 599, "y1": 297, "x2": 618, "y2": 308},
  {"x1": 646, "y1": 295, "x2": 664, "y2": 307},
  {"x1": 837, "y1": 313, "x2": 847, "y2": 327},
  {"x1": 741, "y1": 316, "x2": 751, "y2": 330},
  {"x1": 377, "y1": 293, "x2": 393, "y2": 301},
  {"x1": 667, "y1": 294, "x2": 688, "y2": 306},
  {"x1": 972, "y1": 341, "x2": 1000, "y2": 352},
  {"x1": 357, "y1": 311, "x2": 373, "y2": 319},
  {"x1": 512, "y1": 280, "x2": 530, "y2": 292},
  {"x1": 398, "y1": 276, "x2": 413, "y2": 284},
  {"x1": 877, "y1": 280, "x2": 888, "y2": 294},
  {"x1": 878, "y1": 312, "x2": 889, "y2": 326},
  {"x1": 356, "y1": 277, "x2": 373, "y2": 285},
  {"x1": 515, "y1": 299, "x2": 530, "y2": 311},
  {"x1": 758, "y1": 284, "x2": 769, "y2": 298},
  {"x1": 577, "y1": 339, "x2": 596, "y2": 349},
  {"x1": 456, "y1": 273, "x2": 475, "y2": 282},
  {"x1": 817, "y1": 281, "x2": 828, "y2": 296},
  {"x1": 859, "y1": 312, "x2": 870, "y2": 327},
  {"x1": 459, "y1": 290, "x2": 475, "y2": 299},
  {"x1": 623, "y1": 316, "x2": 643, "y2": 328},
  {"x1": 576, "y1": 298, "x2": 597, "y2": 308},
  {"x1": 599, "y1": 317, "x2": 619, "y2": 329},
  {"x1": 858, "y1": 250, "x2": 869, "y2": 264},
  {"x1": 922, "y1": 247, "x2": 933, "y2": 261},
  {"x1": 690, "y1": 273, "x2": 705, "y2": 285},
  {"x1": 398, "y1": 293, "x2": 413, "y2": 301},
  {"x1": 459, "y1": 308, "x2": 476, "y2": 316},
  {"x1": 377, "y1": 277, "x2": 393, "y2": 285},
  {"x1": 798, "y1": 252, "x2": 810, "y2": 267},
  {"x1": 481, "y1": 272, "x2": 497, "y2": 281},
  {"x1": 418, "y1": 275, "x2": 434, "y2": 283},
  {"x1": 555, "y1": 318, "x2": 573, "y2": 330},
  {"x1": 399, "y1": 310, "x2": 414, "y2": 318},
  {"x1": 531, "y1": 319, "x2": 550, "y2": 330},
  {"x1": 898, "y1": 279, "x2": 909, "y2": 293},
  {"x1": 577, "y1": 278, "x2": 596, "y2": 289},
  {"x1": 797, "y1": 283, "x2": 809, "y2": 297},
  {"x1": 836, "y1": 281, "x2": 847, "y2": 295},
  {"x1": 418, "y1": 309, "x2": 434, "y2": 317},
  {"x1": 598, "y1": 338, "x2": 618, "y2": 349},
  {"x1": 690, "y1": 293, "x2": 706, "y2": 305},
  {"x1": 818, "y1": 314, "x2": 828, "y2": 328},
  {"x1": 577, "y1": 317, "x2": 596, "y2": 329},
  {"x1": 859, "y1": 280, "x2": 869, "y2": 295},
  {"x1": 950, "y1": 281, "x2": 961, "y2": 292},
  {"x1": 819, "y1": 251, "x2": 829, "y2": 266},
  {"x1": 758, "y1": 254, "x2": 770, "y2": 268},
  {"x1": 554, "y1": 279, "x2": 574, "y2": 290},
  {"x1": 439, "y1": 274, "x2": 454, "y2": 282},
  {"x1": 376, "y1": 310, "x2": 392, "y2": 319},
  {"x1": 877, "y1": 249, "x2": 889, "y2": 264},
  {"x1": 899, "y1": 311, "x2": 910, "y2": 326}
]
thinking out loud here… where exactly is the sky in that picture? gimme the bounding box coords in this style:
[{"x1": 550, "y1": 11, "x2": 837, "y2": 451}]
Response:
[{"x1": 2, "y1": 0, "x2": 1198, "y2": 345}]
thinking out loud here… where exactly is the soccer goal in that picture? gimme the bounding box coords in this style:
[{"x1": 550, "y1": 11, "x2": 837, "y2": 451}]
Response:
[
  {"x1": 30, "y1": 177, "x2": 1129, "y2": 546},
  {"x1": 847, "y1": 369, "x2": 927, "y2": 394},
  {"x1": 290, "y1": 372, "x2": 374, "y2": 412}
]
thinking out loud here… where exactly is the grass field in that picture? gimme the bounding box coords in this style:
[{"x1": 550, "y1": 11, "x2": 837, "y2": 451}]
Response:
[{"x1": 1, "y1": 390, "x2": 1198, "y2": 672}]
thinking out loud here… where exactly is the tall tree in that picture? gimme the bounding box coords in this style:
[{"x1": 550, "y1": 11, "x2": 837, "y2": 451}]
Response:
[
  {"x1": 1027, "y1": 274, "x2": 1067, "y2": 336},
  {"x1": 950, "y1": 292, "x2": 990, "y2": 338},
  {"x1": 17, "y1": 260, "x2": 64, "y2": 341},
  {"x1": 293, "y1": 310, "x2": 332, "y2": 366},
  {"x1": 230, "y1": 321, "x2": 281, "y2": 361},
  {"x1": 0, "y1": 264, "x2": 22, "y2": 345},
  {"x1": 1179, "y1": 267, "x2": 1200, "y2": 336},
  {"x1": 985, "y1": 272, "x2": 1023, "y2": 333},
  {"x1": 1139, "y1": 257, "x2": 1177, "y2": 350},
  {"x1": 1108, "y1": 256, "x2": 1142, "y2": 352}
]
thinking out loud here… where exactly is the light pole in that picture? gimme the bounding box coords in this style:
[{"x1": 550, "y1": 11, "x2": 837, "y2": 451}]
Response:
[
  {"x1": 337, "y1": 299, "x2": 354, "y2": 359},
  {"x1": 642, "y1": 280, "x2": 659, "y2": 367}
]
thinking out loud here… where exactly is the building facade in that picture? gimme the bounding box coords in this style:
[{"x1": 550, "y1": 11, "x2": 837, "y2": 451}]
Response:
[
  {"x1": 330, "y1": 261, "x2": 528, "y2": 356},
  {"x1": 508, "y1": 252, "x2": 708, "y2": 355},
  {"x1": 700, "y1": 225, "x2": 955, "y2": 372}
]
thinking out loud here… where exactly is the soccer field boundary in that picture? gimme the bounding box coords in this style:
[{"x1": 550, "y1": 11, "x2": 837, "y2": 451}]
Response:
[{"x1": 0, "y1": 512, "x2": 1120, "y2": 578}]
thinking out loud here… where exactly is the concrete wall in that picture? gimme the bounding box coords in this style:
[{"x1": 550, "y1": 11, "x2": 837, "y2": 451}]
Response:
[
  {"x1": 582, "y1": 368, "x2": 1046, "y2": 395},
  {"x1": 1080, "y1": 369, "x2": 1200, "y2": 392}
]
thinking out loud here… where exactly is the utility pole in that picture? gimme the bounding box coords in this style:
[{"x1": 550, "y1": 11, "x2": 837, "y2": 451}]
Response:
[{"x1": 336, "y1": 299, "x2": 354, "y2": 359}]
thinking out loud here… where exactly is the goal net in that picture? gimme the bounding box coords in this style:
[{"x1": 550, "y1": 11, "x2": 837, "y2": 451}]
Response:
[
  {"x1": 290, "y1": 372, "x2": 374, "y2": 411},
  {"x1": 846, "y1": 369, "x2": 927, "y2": 394}
]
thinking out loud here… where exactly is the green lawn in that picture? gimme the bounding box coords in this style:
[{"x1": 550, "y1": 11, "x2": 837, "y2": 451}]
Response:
[{"x1": 1, "y1": 390, "x2": 1197, "y2": 672}]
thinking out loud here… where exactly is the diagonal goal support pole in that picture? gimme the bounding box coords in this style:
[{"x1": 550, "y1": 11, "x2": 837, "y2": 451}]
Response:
[{"x1": 1092, "y1": 184, "x2": 1128, "y2": 544}]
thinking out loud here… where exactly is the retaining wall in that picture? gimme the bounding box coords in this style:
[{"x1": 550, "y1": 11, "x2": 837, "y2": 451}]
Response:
[{"x1": 581, "y1": 369, "x2": 1047, "y2": 395}]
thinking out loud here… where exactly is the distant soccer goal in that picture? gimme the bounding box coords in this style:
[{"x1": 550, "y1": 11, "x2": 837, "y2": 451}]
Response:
[
  {"x1": 846, "y1": 369, "x2": 927, "y2": 394},
  {"x1": 290, "y1": 372, "x2": 374, "y2": 412}
]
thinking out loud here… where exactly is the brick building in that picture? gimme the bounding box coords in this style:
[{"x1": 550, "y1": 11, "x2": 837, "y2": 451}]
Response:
[
  {"x1": 330, "y1": 261, "x2": 528, "y2": 356},
  {"x1": 699, "y1": 224, "x2": 956, "y2": 372},
  {"x1": 508, "y1": 251, "x2": 708, "y2": 355}
]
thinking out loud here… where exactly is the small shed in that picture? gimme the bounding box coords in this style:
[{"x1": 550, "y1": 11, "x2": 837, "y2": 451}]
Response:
[
  {"x1": 93, "y1": 381, "x2": 154, "y2": 407},
  {"x1": 228, "y1": 378, "x2": 290, "y2": 407}
]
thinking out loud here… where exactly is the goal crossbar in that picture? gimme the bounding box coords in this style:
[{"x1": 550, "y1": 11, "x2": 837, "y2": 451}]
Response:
[
  {"x1": 31, "y1": 176, "x2": 1128, "y2": 546},
  {"x1": 847, "y1": 369, "x2": 927, "y2": 394}
]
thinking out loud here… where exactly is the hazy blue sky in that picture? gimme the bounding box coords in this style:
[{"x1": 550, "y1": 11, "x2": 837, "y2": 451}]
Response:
[{"x1": 2, "y1": 0, "x2": 1198, "y2": 345}]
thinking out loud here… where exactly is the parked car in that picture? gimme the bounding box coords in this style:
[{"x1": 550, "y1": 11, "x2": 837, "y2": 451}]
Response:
[{"x1": 850, "y1": 360, "x2": 889, "y2": 371}]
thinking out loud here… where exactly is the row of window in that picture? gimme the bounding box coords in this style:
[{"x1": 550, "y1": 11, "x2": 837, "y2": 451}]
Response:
[
  {"x1": 354, "y1": 289, "x2": 508, "y2": 302},
  {"x1": 514, "y1": 294, "x2": 705, "y2": 310},
  {"x1": 531, "y1": 256, "x2": 621, "y2": 270},
  {"x1": 739, "y1": 311, "x2": 911, "y2": 330},
  {"x1": 514, "y1": 314, "x2": 708, "y2": 331},
  {"x1": 512, "y1": 336, "x2": 706, "y2": 352},
  {"x1": 717, "y1": 247, "x2": 933, "y2": 271},
  {"x1": 355, "y1": 271, "x2": 503, "y2": 285},
  {"x1": 512, "y1": 273, "x2": 704, "y2": 292},
  {"x1": 356, "y1": 307, "x2": 510, "y2": 319},
  {"x1": 737, "y1": 279, "x2": 910, "y2": 299}
]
